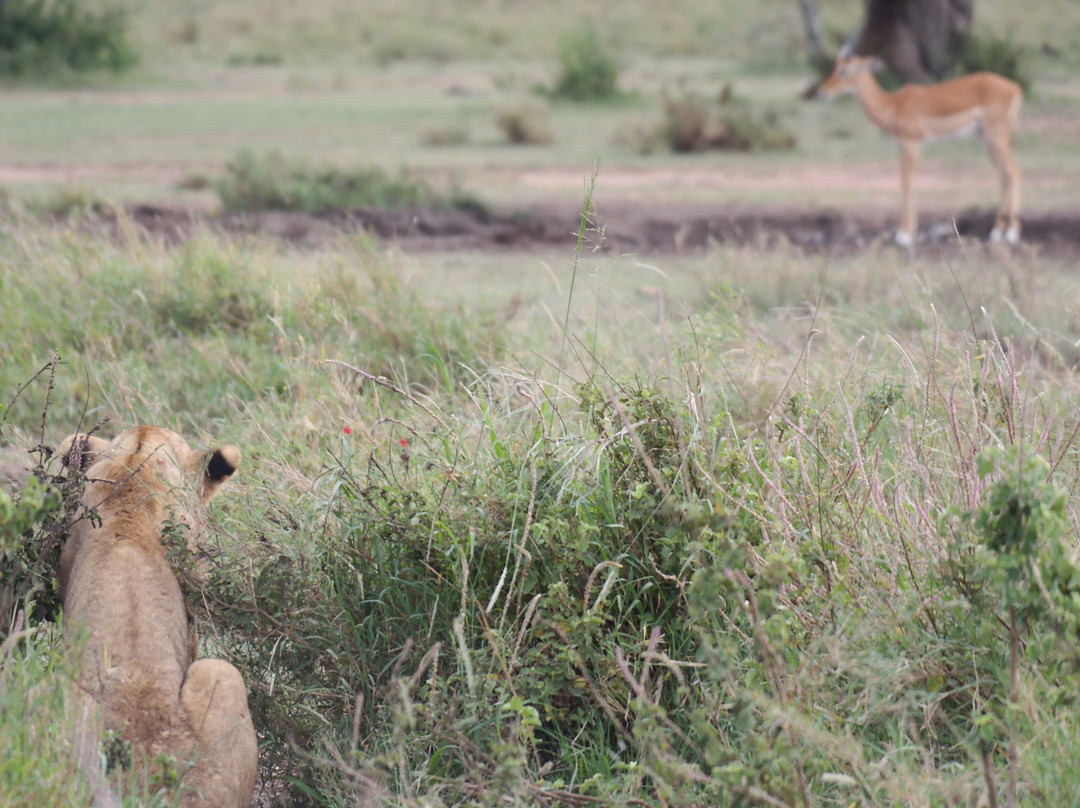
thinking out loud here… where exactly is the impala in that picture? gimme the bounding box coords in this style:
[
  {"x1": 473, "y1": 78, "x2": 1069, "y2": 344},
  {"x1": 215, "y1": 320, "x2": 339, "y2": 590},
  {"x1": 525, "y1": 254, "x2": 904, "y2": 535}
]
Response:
[{"x1": 820, "y1": 53, "x2": 1023, "y2": 247}]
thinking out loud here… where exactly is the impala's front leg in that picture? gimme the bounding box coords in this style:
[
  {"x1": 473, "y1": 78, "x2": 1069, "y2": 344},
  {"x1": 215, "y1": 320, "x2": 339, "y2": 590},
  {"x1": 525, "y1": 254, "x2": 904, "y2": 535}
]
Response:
[{"x1": 896, "y1": 139, "x2": 920, "y2": 247}]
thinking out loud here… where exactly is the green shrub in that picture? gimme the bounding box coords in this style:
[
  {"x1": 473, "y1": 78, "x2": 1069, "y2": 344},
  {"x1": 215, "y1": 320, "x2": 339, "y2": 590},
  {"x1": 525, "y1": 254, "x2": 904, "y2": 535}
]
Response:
[
  {"x1": 0, "y1": 357, "x2": 71, "y2": 633},
  {"x1": 216, "y1": 149, "x2": 440, "y2": 213},
  {"x1": 550, "y1": 23, "x2": 619, "y2": 102},
  {"x1": 0, "y1": 0, "x2": 136, "y2": 77}
]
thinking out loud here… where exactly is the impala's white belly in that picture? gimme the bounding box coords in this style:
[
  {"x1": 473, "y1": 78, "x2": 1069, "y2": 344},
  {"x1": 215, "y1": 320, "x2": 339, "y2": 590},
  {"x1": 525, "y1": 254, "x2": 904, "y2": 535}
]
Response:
[{"x1": 920, "y1": 110, "x2": 982, "y2": 143}]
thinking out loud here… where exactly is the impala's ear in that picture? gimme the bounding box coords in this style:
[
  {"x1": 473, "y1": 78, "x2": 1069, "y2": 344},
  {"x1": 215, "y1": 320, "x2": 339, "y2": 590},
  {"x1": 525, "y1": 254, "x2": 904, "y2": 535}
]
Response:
[{"x1": 57, "y1": 433, "x2": 111, "y2": 471}]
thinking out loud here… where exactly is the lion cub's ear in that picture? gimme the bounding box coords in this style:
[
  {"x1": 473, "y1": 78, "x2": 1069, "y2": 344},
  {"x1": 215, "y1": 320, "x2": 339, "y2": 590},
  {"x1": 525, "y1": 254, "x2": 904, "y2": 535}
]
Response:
[
  {"x1": 57, "y1": 433, "x2": 112, "y2": 471},
  {"x1": 201, "y1": 445, "x2": 241, "y2": 502}
]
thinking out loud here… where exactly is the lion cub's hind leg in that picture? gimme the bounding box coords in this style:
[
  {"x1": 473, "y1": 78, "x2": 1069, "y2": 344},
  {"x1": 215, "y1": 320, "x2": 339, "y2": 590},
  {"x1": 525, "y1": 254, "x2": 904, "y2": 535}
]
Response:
[{"x1": 178, "y1": 658, "x2": 257, "y2": 808}]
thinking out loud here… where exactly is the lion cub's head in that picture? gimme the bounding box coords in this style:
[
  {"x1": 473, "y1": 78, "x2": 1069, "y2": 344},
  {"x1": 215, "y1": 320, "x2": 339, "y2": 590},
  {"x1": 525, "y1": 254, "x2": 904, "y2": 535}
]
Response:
[
  {"x1": 58, "y1": 427, "x2": 241, "y2": 582},
  {"x1": 60, "y1": 426, "x2": 240, "y2": 502}
]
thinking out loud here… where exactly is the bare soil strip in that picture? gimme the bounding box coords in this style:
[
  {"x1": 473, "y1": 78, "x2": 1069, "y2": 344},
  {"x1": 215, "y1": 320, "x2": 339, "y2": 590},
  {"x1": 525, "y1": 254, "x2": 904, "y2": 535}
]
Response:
[{"x1": 106, "y1": 203, "x2": 1080, "y2": 257}]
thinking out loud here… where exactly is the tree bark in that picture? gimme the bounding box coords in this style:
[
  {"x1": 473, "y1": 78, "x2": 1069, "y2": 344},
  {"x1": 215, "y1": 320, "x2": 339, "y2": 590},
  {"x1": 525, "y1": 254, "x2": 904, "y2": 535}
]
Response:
[{"x1": 855, "y1": 0, "x2": 975, "y2": 82}]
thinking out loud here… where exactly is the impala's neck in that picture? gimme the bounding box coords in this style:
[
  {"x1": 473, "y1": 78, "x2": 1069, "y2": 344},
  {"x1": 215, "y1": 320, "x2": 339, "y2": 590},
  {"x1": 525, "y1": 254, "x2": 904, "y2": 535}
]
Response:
[{"x1": 850, "y1": 72, "x2": 898, "y2": 135}]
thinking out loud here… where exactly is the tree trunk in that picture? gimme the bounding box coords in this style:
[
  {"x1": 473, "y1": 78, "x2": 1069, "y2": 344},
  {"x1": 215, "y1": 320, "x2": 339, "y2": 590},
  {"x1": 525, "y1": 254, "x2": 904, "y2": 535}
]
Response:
[{"x1": 855, "y1": 0, "x2": 975, "y2": 82}]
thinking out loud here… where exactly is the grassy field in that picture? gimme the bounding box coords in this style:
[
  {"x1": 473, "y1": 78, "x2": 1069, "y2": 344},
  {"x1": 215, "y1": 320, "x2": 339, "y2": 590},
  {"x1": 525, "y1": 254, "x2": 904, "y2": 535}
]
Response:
[
  {"x1": 3, "y1": 59, "x2": 1080, "y2": 213},
  {"x1": 4, "y1": 2, "x2": 1080, "y2": 807}
]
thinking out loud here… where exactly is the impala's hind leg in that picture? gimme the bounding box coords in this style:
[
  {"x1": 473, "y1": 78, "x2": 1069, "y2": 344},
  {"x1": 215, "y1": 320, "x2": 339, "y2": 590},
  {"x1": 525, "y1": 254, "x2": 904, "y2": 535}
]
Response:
[
  {"x1": 984, "y1": 124, "x2": 1021, "y2": 243},
  {"x1": 178, "y1": 658, "x2": 257, "y2": 808}
]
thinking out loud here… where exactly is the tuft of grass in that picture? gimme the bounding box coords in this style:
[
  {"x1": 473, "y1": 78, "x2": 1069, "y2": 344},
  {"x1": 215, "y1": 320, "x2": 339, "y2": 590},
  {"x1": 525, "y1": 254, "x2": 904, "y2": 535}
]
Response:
[
  {"x1": 549, "y1": 22, "x2": 620, "y2": 102},
  {"x1": 210, "y1": 282, "x2": 1080, "y2": 805},
  {"x1": 653, "y1": 87, "x2": 796, "y2": 153},
  {"x1": 495, "y1": 102, "x2": 555, "y2": 145}
]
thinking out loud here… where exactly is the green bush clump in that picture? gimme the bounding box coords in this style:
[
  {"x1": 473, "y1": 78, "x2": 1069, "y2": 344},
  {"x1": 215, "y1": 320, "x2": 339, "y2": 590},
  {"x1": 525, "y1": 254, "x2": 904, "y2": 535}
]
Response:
[
  {"x1": 550, "y1": 23, "x2": 620, "y2": 102},
  {"x1": 0, "y1": 0, "x2": 136, "y2": 77},
  {"x1": 0, "y1": 474, "x2": 63, "y2": 628},
  {"x1": 216, "y1": 150, "x2": 443, "y2": 213}
]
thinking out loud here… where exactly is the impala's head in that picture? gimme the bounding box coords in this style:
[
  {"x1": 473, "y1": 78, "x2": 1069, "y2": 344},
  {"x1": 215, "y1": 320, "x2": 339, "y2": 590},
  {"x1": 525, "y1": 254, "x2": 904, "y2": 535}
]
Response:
[{"x1": 819, "y1": 55, "x2": 885, "y2": 98}]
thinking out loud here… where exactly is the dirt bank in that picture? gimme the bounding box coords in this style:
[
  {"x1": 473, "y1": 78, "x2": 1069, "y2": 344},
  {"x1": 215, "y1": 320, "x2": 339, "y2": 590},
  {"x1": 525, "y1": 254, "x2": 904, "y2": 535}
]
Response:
[{"x1": 103, "y1": 202, "x2": 1080, "y2": 258}]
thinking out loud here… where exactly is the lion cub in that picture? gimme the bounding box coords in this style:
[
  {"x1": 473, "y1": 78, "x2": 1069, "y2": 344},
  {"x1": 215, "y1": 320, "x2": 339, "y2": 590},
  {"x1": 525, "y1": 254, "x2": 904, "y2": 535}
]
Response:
[{"x1": 59, "y1": 426, "x2": 257, "y2": 808}]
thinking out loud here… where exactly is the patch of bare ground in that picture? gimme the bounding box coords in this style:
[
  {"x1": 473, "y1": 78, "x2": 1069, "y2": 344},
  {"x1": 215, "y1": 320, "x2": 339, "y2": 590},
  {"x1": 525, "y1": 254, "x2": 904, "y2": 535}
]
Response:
[{"x1": 108, "y1": 202, "x2": 1080, "y2": 258}]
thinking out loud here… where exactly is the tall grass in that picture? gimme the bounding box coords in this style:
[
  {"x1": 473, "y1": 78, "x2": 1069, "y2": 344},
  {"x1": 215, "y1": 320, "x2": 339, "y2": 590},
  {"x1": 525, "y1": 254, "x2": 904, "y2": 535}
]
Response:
[
  {"x1": 1, "y1": 628, "x2": 98, "y2": 806},
  {"x1": 3, "y1": 217, "x2": 1080, "y2": 806}
]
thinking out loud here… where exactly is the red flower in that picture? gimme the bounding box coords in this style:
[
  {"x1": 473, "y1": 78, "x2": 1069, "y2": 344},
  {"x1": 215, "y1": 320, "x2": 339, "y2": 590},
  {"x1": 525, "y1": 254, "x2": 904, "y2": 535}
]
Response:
[
  {"x1": 399, "y1": 438, "x2": 408, "y2": 448},
  {"x1": 343, "y1": 426, "x2": 352, "y2": 435}
]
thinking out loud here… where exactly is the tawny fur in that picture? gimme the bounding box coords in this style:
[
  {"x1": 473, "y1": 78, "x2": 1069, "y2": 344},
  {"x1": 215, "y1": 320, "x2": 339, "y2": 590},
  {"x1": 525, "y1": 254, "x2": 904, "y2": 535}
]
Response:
[{"x1": 59, "y1": 426, "x2": 257, "y2": 808}]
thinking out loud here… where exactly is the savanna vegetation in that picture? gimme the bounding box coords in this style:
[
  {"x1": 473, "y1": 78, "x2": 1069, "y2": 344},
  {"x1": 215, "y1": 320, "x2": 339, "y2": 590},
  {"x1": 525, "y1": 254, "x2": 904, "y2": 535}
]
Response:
[
  {"x1": 3, "y1": 1, "x2": 1080, "y2": 807},
  {"x1": 4, "y1": 204, "x2": 1080, "y2": 806}
]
